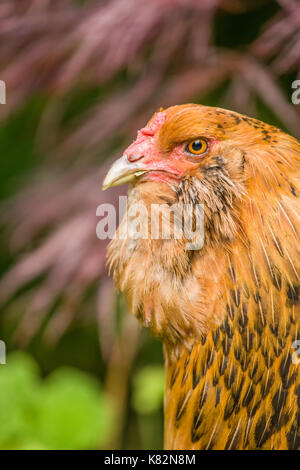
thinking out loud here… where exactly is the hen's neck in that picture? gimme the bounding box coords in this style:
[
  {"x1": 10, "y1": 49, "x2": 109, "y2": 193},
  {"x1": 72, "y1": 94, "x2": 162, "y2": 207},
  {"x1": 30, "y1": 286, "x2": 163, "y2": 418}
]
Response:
[{"x1": 108, "y1": 181, "x2": 233, "y2": 353}]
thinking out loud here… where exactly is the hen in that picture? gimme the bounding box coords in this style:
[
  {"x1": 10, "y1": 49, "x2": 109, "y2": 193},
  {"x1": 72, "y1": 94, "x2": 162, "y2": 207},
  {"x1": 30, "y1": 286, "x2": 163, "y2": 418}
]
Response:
[{"x1": 103, "y1": 104, "x2": 300, "y2": 450}]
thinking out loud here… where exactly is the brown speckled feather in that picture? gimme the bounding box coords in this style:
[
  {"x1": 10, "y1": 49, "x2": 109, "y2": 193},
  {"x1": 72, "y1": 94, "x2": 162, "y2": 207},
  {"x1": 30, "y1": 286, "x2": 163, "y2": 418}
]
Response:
[{"x1": 164, "y1": 282, "x2": 300, "y2": 449}]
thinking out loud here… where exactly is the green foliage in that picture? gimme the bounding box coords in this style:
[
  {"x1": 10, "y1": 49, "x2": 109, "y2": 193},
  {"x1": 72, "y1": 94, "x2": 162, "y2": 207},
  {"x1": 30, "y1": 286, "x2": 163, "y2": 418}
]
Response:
[
  {"x1": 132, "y1": 365, "x2": 165, "y2": 415},
  {"x1": 0, "y1": 352, "x2": 114, "y2": 449}
]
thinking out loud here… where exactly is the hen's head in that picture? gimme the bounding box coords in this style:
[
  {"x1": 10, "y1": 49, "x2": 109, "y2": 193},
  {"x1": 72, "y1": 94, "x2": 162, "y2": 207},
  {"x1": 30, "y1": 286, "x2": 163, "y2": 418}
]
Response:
[
  {"x1": 103, "y1": 103, "x2": 251, "y2": 189},
  {"x1": 104, "y1": 103, "x2": 298, "y2": 245},
  {"x1": 103, "y1": 104, "x2": 300, "y2": 348}
]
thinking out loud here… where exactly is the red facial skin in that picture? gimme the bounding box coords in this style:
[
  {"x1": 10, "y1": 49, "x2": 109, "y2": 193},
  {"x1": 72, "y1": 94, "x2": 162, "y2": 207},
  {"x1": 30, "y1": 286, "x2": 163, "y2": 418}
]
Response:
[{"x1": 124, "y1": 112, "x2": 216, "y2": 187}]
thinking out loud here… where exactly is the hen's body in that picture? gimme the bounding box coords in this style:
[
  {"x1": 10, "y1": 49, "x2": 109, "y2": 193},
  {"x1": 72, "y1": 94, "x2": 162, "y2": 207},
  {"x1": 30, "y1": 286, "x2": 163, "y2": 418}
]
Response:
[
  {"x1": 105, "y1": 104, "x2": 300, "y2": 449},
  {"x1": 164, "y1": 271, "x2": 300, "y2": 450}
]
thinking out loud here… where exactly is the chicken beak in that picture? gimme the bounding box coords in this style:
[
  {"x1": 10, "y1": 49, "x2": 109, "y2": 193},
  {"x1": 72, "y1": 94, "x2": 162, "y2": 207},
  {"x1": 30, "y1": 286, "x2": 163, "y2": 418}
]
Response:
[{"x1": 102, "y1": 155, "x2": 147, "y2": 191}]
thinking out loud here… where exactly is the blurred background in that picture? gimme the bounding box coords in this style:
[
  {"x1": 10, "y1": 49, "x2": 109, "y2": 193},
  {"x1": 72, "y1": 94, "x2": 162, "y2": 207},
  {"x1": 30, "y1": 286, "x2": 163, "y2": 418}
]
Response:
[{"x1": 0, "y1": 0, "x2": 299, "y2": 450}]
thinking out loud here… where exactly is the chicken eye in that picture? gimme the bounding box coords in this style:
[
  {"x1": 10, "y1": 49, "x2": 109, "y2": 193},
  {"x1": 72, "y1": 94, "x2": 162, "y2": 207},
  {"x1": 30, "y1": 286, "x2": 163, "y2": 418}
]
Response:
[{"x1": 186, "y1": 138, "x2": 208, "y2": 156}]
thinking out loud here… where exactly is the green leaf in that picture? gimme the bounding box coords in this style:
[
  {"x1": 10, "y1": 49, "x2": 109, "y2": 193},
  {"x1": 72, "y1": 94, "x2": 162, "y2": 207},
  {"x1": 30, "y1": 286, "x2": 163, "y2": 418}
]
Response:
[
  {"x1": 0, "y1": 351, "x2": 40, "y2": 446},
  {"x1": 132, "y1": 366, "x2": 165, "y2": 415},
  {"x1": 36, "y1": 367, "x2": 114, "y2": 449},
  {"x1": 0, "y1": 352, "x2": 114, "y2": 450}
]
